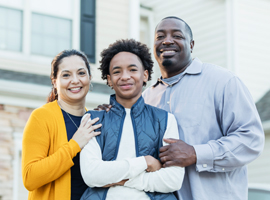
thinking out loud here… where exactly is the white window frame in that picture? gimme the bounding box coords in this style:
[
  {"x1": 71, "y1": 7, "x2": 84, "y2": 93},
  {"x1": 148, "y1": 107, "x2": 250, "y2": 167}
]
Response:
[
  {"x1": 12, "y1": 132, "x2": 28, "y2": 200},
  {"x1": 140, "y1": 7, "x2": 160, "y2": 84}
]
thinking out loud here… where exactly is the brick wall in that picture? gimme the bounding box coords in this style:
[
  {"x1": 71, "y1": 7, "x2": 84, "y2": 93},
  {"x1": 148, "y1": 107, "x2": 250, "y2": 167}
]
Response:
[{"x1": 0, "y1": 104, "x2": 32, "y2": 200}]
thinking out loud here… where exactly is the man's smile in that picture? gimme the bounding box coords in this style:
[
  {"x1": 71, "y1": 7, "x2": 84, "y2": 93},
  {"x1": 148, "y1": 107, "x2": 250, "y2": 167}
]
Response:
[{"x1": 160, "y1": 48, "x2": 178, "y2": 57}]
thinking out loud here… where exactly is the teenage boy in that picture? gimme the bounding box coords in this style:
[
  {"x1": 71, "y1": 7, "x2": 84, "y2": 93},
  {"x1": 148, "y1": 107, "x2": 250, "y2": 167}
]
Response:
[{"x1": 80, "y1": 39, "x2": 184, "y2": 200}]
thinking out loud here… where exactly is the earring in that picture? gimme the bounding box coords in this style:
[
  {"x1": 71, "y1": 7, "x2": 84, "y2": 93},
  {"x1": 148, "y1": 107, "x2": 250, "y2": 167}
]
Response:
[
  {"x1": 89, "y1": 83, "x2": 93, "y2": 91},
  {"x1": 54, "y1": 88, "x2": 57, "y2": 95}
]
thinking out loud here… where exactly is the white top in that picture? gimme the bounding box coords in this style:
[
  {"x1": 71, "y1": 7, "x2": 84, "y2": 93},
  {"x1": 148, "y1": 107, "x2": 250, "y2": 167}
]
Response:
[{"x1": 80, "y1": 109, "x2": 184, "y2": 200}]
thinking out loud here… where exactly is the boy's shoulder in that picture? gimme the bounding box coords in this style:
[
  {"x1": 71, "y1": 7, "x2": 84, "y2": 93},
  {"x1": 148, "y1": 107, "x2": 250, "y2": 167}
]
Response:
[
  {"x1": 85, "y1": 110, "x2": 106, "y2": 120},
  {"x1": 144, "y1": 103, "x2": 168, "y2": 118}
]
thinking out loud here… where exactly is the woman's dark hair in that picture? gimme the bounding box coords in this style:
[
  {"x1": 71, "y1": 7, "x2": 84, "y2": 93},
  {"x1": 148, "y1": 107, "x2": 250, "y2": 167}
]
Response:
[
  {"x1": 47, "y1": 49, "x2": 91, "y2": 103},
  {"x1": 99, "y1": 39, "x2": 153, "y2": 86}
]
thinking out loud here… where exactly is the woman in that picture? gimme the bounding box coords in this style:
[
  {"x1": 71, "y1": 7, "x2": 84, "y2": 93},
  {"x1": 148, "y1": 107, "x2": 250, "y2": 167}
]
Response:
[{"x1": 22, "y1": 49, "x2": 101, "y2": 200}]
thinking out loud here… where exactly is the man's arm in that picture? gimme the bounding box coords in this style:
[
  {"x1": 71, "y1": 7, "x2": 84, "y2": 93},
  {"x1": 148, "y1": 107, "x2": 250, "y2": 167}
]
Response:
[
  {"x1": 124, "y1": 113, "x2": 184, "y2": 193},
  {"x1": 194, "y1": 76, "x2": 264, "y2": 172},
  {"x1": 160, "y1": 76, "x2": 264, "y2": 172}
]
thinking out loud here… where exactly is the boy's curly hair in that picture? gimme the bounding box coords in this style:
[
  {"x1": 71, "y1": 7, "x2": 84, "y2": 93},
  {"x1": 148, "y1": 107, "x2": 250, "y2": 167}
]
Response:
[{"x1": 99, "y1": 39, "x2": 153, "y2": 86}]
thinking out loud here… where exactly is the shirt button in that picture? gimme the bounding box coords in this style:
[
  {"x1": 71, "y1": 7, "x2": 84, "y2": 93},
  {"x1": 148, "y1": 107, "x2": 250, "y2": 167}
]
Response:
[
  {"x1": 222, "y1": 168, "x2": 225, "y2": 171},
  {"x1": 169, "y1": 85, "x2": 172, "y2": 87},
  {"x1": 203, "y1": 164, "x2": 207, "y2": 168},
  {"x1": 167, "y1": 101, "x2": 170, "y2": 104}
]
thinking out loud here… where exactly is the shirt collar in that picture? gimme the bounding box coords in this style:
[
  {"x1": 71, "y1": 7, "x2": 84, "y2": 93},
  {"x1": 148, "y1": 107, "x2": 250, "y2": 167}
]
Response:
[
  {"x1": 110, "y1": 94, "x2": 145, "y2": 117},
  {"x1": 153, "y1": 57, "x2": 203, "y2": 87}
]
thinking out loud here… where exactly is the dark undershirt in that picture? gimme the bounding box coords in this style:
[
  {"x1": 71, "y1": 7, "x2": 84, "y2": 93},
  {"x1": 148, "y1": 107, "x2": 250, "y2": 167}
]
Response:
[{"x1": 61, "y1": 110, "x2": 88, "y2": 200}]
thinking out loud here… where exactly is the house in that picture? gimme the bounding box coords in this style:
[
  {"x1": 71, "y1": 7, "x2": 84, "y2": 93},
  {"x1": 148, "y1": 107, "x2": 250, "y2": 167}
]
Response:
[
  {"x1": 248, "y1": 91, "x2": 270, "y2": 184},
  {"x1": 0, "y1": 0, "x2": 269, "y2": 199}
]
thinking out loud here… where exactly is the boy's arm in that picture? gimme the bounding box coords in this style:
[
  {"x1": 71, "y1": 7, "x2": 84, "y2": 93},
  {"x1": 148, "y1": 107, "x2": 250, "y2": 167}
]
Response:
[
  {"x1": 124, "y1": 113, "x2": 185, "y2": 193},
  {"x1": 80, "y1": 136, "x2": 147, "y2": 187}
]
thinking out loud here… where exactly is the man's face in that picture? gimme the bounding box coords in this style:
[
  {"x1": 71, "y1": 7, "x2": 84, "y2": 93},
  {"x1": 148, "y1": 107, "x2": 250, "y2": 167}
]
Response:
[{"x1": 154, "y1": 18, "x2": 194, "y2": 78}]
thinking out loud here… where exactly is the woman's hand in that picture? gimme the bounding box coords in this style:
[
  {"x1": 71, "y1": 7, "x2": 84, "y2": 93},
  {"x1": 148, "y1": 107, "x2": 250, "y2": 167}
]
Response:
[
  {"x1": 72, "y1": 114, "x2": 102, "y2": 149},
  {"x1": 144, "y1": 155, "x2": 162, "y2": 172}
]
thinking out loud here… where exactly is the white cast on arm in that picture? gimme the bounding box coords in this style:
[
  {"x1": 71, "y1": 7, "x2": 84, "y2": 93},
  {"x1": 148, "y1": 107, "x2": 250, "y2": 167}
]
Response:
[
  {"x1": 80, "y1": 136, "x2": 147, "y2": 187},
  {"x1": 124, "y1": 113, "x2": 184, "y2": 193}
]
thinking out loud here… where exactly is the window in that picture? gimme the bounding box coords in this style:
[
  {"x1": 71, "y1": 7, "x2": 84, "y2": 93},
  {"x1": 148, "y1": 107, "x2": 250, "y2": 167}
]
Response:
[
  {"x1": 31, "y1": 13, "x2": 72, "y2": 57},
  {"x1": 140, "y1": 16, "x2": 150, "y2": 48},
  {"x1": 0, "y1": 6, "x2": 22, "y2": 52}
]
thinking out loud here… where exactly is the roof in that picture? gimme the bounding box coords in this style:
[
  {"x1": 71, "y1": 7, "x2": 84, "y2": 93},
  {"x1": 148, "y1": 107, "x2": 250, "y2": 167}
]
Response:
[
  {"x1": 0, "y1": 69, "x2": 113, "y2": 95},
  {"x1": 256, "y1": 90, "x2": 270, "y2": 122}
]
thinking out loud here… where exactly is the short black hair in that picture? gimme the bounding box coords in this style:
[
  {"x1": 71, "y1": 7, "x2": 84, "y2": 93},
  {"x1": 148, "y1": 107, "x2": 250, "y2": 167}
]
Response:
[
  {"x1": 99, "y1": 39, "x2": 153, "y2": 86},
  {"x1": 159, "y1": 16, "x2": 193, "y2": 41}
]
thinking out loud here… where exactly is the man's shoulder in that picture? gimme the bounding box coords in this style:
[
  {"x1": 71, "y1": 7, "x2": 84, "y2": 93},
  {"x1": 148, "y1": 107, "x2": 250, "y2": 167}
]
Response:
[
  {"x1": 142, "y1": 83, "x2": 157, "y2": 97},
  {"x1": 201, "y1": 62, "x2": 236, "y2": 79}
]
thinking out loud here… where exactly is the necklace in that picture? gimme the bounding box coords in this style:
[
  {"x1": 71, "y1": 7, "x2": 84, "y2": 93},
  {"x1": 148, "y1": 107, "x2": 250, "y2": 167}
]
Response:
[
  {"x1": 58, "y1": 101, "x2": 81, "y2": 129},
  {"x1": 63, "y1": 109, "x2": 79, "y2": 129}
]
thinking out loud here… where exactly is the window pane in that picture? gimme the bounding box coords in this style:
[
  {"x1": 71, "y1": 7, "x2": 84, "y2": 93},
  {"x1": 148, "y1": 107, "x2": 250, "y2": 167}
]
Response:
[
  {"x1": 43, "y1": 16, "x2": 57, "y2": 36},
  {"x1": 43, "y1": 36, "x2": 57, "y2": 56},
  {"x1": 57, "y1": 38, "x2": 70, "y2": 53},
  {"x1": 7, "y1": 9, "x2": 22, "y2": 31},
  {"x1": 57, "y1": 19, "x2": 71, "y2": 39},
  {"x1": 0, "y1": 6, "x2": 22, "y2": 51},
  {"x1": 31, "y1": 13, "x2": 72, "y2": 57},
  {"x1": 32, "y1": 14, "x2": 43, "y2": 33},
  {"x1": 0, "y1": 29, "x2": 6, "y2": 49},
  {"x1": 31, "y1": 34, "x2": 43, "y2": 54},
  {"x1": 0, "y1": 8, "x2": 7, "y2": 27},
  {"x1": 7, "y1": 30, "x2": 21, "y2": 51}
]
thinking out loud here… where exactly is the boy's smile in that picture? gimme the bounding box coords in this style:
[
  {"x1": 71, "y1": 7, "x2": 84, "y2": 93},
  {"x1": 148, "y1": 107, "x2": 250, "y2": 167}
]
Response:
[{"x1": 107, "y1": 52, "x2": 148, "y2": 108}]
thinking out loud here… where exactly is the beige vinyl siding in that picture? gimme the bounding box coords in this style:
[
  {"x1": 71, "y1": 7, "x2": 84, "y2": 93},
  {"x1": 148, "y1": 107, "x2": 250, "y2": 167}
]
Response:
[
  {"x1": 237, "y1": 0, "x2": 270, "y2": 102},
  {"x1": 92, "y1": 0, "x2": 129, "y2": 83}
]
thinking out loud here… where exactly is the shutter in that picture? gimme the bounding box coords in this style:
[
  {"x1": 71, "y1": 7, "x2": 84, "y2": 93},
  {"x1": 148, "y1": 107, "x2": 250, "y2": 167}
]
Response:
[{"x1": 80, "y1": 0, "x2": 96, "y2": 63}]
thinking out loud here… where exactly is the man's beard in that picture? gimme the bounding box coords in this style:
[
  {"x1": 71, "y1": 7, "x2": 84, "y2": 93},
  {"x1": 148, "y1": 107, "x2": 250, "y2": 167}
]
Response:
[{"x1": 162, "y1": 59, "x2": 173, "y2": 67}]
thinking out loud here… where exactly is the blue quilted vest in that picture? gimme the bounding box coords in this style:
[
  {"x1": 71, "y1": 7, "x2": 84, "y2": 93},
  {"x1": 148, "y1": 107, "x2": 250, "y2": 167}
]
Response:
[{"x1": 80, "y1": 95, "x2": 177, "y2": 200}]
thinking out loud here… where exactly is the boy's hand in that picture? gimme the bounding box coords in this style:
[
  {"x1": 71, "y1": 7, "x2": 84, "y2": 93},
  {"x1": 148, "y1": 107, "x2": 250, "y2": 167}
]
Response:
[
  {"x1": 102, "y1": 179, "x2": 128, "y2": 188},
  {"x1": 144, "y1": 155, "x2": 162, "y2": 172},
  {"x1": 94, "y1": 104, "x2": 112, "y2": 112}
]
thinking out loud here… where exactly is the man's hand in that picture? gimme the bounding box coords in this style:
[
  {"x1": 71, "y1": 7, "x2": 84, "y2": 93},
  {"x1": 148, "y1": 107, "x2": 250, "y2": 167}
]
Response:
[
  {"x1": 94, "y1": 104, "x2": 112, "y2": 112},
  {"x1": 159, "y1": 138, "x2": 197, "y2": 167}
]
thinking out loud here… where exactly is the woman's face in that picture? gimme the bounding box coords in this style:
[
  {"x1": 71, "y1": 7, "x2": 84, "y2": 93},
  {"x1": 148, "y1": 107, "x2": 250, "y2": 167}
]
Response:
[{"x1": 53, "y1": 55, "x2": 91, "y2": 104}]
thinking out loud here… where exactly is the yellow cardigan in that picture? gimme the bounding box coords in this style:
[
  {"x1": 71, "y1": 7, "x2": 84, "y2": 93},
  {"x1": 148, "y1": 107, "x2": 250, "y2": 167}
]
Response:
[{"x1": 22, "y1": 100, "x2": 81, "y2": 200}]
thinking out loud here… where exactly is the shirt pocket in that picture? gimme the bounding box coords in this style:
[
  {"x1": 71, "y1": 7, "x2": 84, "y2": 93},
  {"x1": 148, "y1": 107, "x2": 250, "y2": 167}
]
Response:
[{"x1": 174, "y1": 102, "x2": 204, "y2": 128}]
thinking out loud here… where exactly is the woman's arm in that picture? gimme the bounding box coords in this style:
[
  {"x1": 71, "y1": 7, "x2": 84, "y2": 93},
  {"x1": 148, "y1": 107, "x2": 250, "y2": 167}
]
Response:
[
  {"x1": 124, "y1": 113, "x2": 185, "y2": 193},
  {"x1": 22, "y1": 110, "x2": 100, "y2": 191}
]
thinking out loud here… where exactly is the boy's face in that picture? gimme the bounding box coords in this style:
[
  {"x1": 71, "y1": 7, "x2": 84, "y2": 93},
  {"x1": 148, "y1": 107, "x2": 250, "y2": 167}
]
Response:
[{"x1": 107, "y1": 52, "x2": 148, "y2": 106}]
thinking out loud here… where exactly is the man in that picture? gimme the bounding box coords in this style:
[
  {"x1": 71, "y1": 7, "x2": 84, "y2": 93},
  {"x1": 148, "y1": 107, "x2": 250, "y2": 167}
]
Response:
[{"x1": 142, "y1": 16, "x2": 264, "y2": 200}]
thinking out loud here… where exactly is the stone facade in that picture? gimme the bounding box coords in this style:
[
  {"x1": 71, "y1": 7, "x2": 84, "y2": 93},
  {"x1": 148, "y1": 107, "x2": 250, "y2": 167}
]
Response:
[{"x1": 0, "y1": 104, "x2": 32, "y2": 200}]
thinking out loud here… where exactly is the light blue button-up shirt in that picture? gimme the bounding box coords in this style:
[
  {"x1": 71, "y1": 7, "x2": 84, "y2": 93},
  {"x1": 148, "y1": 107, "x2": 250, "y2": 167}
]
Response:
[{"x1": 143, "y1": 58, "x2": 264, "y2": 200}]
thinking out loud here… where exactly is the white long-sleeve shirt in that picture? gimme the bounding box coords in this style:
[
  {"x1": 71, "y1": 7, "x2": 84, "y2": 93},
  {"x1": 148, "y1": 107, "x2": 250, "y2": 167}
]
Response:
[{"x1": 80, "y1": 109, "x2": 184, "y2": 200}]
